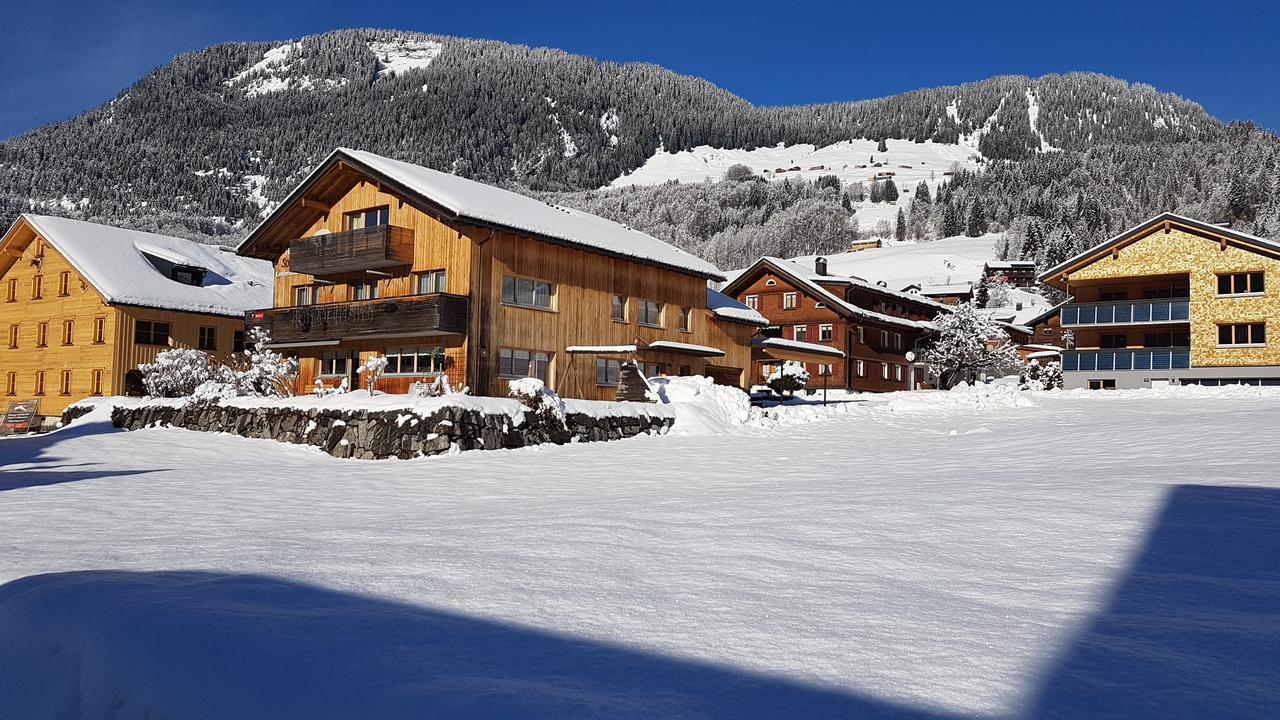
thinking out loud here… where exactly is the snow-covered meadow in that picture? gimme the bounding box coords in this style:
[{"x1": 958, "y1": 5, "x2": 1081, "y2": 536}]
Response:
[{"x1": 2, "y1": 386, "x2": 1278, "y2": 718}]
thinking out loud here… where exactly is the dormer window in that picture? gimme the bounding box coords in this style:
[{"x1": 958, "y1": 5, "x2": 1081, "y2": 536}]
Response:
[{"x1": 170, "y1": 265, "x2": 205, "y2": 286}]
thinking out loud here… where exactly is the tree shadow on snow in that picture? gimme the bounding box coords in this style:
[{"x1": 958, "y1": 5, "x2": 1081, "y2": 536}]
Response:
[
  {"x1": 0, "y1": 570, "x2": 954, "y2": 720},
  {"x1": 0, "y1": 417, "x2": 159, "y2": 492},
  {"x1": 1025, "y1": 484, "x2": 1280, "y2": 719}
]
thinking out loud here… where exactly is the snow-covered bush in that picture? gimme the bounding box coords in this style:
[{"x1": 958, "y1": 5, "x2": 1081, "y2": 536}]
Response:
[
  {"x1": 221, "y1": 327, "x2": 299, "y2": 397},
  {"x1": 358, "y1": 355, "x2": 389, "y2": 396},
  {"x1": 985, "y1": 278, "x2": 1014, "y2": 308},
  {"x1": 191, "y1": 378, "x2": 242, "y2": 404},
  {"x1": 139, "y1": 349, "x2": 220, "y2": 398},
  {"x1": 1020, "y1": 360, "x2": 1063, "y2": 391},
  {"x1": 313, "y1": 376, "x2": 351, "y2": 397},
  {"x1": 767, "y1": 361, "x2": 810, "y2": 396},
  {"x1": 922, "y1": 303, "x2": 1021, "y2": 388},
  {"x1": 507, "y1": 377, "x2": 566, "y2": 420}
]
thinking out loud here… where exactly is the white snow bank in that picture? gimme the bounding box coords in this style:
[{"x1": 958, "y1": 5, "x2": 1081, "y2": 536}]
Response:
[{"x1": 369, "y1": 39, "x2": 442, "y2": 80}]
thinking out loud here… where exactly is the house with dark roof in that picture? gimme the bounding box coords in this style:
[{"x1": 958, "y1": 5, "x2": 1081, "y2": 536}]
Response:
[
  {"x1": 721, "y1": 256, "x2": 948, "y2": 391},
  {"x1": 236, "y1": 148, "x2": 760, "y2": 400},
  {"x1": 0, "y1": 215, "x2": 273, "y2": 420},
  {"x1": 1040, "y1": 212, "x2": 1280, "y2": 389}
]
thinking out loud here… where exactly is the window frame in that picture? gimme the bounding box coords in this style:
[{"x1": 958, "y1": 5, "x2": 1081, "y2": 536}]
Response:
[
  {"x1": 595, "y1": 358, "x2": 622, "y2": 387},
  {"x1": 881, "y1": 362, "x2": 889, "y2": 380},
  {"x1": 90, "y1": 369, "x2": 103, "y2": 396},
  {"x1": 5, "y1": 371, "x2": 16, "y2": 396},
  {"x1": 58, "y1": 271, "x2": 70, "y2": 297},
  {"x1": 293, "y1": 285, "x2": 317, "y2": 306},
  {"x1": 415, "y1": 269, "x2": 448, "y2": 295},
  {"x1": 36, "y1": 322, "x2": 47, "y2": 348},
  {"x1": 134, "y1": 320, "x2": 171, "y2": 347},
  {"x1": 818, "y1": 323, "x2": 834, "y2": 342},
  {"x1": 611, "y1": 294, "x2": 628, "y2": 323},
  {"x1": 637, "y1": 299, "x2": 663, "y2": 328},
  {"x1": 501, "y1": 274, "x2": 555, "y2": 311},
  {"x1": 233, "y1": 330, "x2": 246, "y2": 354},
  {"x1": 793, "y1": 324, "x2": 809, "y2": 342},
  {"x1": 677, "y1": 306, "x2": 691, "y2": 333},
  {"x1": 93, "y1": 316, "x2": 106, "y2": 344},
  {"x1": 1216, "y1": 271, "x2": 1265, "y2": 297},
  {"x1": 384, "y1": 346, "x2": 448, "y2": 376},
  {"x1": 59, "y1": 369, "x2": 72, "y2": 396},
  {"x1": 744, "y1": 294, "x2": 759, "y2": 310},
  {"x1": 6, "y1": 324, "x2": 17, "y2": 349},
  {"x1": 343, "y1": 205, "x2": 390, "y2": 231},
  {"x1": 197, "y1": 325, "x2": 217, "y2": 351},
  {"x1": 31, "y1": 275, "x2": 42, "y2": 299},
  {"x1": 61, "y1": 319, "x2": 74, "y2": 346},
  {"x1": 855, "y1": 359, "x2": 865, "y2": 377},
  {"x1": 782, "y1": 292, "x2": 798, "y2": 310},
  {"x1": 498, "y1": 347, "x2": 551, "y2": 383},
  {"x1": 34, "y1": 370, "x2": 45, "y2": 396},
  {"x1": 1217, "y1": 322, "x2": 1266, "y2": 347},
  {"x1": 5, "y1": 278, "x2": 15, "y2": 302}
]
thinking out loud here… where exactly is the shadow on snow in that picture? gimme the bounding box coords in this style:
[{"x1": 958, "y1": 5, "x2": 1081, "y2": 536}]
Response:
[{"x1": 0, "y1": 417, "x2": 161, "y2": 492}]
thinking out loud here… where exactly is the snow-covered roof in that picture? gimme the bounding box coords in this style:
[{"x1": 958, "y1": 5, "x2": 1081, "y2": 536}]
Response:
[
  {"x1": 1026, "y1": 350, "x2": 1062, "y2": 360},
  {"x1": 1040, "y1": 212, "x2": 1280, "y2": 283},
  {"x1": 565, "y1": 345, "x2": 638, "y2": 354},
  {"x1": 244, "y1": 148, "x2": 723, "y2": 280},
  {"x1": 707, "y1": 288, "x2": 768, "y2": 326},
  {"x1": 918, "y1": 282, "x2": 973, "y2": 296},
  {"x1": 751, "y1": 336, "x2": 846, "y2": 359},
  {"x1": 725, "y1": 257, "x2": 945, "y2": 331},
  {"x1": 645, "y1": 340, "x2": 725, "y2": 357},
  {"x1": 13, "y1": 215, "x2": 273, "y2": 317},
  {"x1": 985, "y1": 260, "x2": 1036, "y2": 269}
]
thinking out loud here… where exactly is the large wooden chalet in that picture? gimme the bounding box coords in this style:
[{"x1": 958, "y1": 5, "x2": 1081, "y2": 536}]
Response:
[
  {"x1": 722, "y1": 256, "x2": 949, "y2": 391},
  {"x1": 0, "y1": 215, "x2": 272, "y2": 420},
  {"x1": 236, "y1": 148, "x2": 764, "y2": 400}
]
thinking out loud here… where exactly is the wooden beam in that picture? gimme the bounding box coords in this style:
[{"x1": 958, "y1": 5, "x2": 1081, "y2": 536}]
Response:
[
  {"x1": 299, "y1": 198, "x2": 329, "y2": 212},
  {"x1": 1163, "y1": 220, "x2": 1171, "y2": 234}
]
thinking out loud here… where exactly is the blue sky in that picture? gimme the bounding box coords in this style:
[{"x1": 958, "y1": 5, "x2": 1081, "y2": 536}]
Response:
[{"x1": 1, "y1": 0, "x2": 1276, "y2": 140}]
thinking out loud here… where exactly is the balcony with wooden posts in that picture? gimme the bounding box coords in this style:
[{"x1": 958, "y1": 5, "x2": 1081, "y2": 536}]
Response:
[
  {"x1": 287, "y1": 225, "x2": 415, "y2": 277},
  {"x1": 246, "y1": 293, "x2": 470, "y2": 345}
]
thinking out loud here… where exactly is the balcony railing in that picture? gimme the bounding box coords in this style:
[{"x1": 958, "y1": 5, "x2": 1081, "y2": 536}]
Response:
[
  {"x1": 288, "y1": 225, "x2": 415, "y2": 277},
  {"x1": 1061, "y1": 299, "x2": 1189, "y2": 327},
  {"x1": 1062, "y1": 347, "x2": 1191, "y2": 372},
  {"x1": 246, "y1": 293, "x2": 469, "y2": 345}
]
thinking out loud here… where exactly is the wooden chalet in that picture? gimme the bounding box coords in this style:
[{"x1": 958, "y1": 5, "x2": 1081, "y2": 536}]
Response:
[
  {"x1": 984, "y1": 260, "x2": 1038, "y2": 288},
  {"x1": 0, "y1": 215, "x2": 273, "y2": 421},
  {"x1": 236, "y1": 148, "x2": 761, "y2": 400},
  {"x1": 722, "y1": 256, "x2": 950, "y2": 391}
]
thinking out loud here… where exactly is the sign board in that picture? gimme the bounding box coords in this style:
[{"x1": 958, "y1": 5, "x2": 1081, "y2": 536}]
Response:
[{"x1": 1, "y1": 399, "x2": 40, "y2": 435}]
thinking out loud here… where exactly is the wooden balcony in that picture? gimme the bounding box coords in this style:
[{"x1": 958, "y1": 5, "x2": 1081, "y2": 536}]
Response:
[
  {"x1": 246, "y1": 294, "x2": 470, "y2": 345},
  {"x1": 288, "y1": 225, "x2": 414, "y2": 277}
]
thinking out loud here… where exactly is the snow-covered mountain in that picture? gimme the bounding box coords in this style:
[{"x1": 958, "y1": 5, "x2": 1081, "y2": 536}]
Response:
[{"x1": 0, "y1": 28, "x2": 1275, "y2": 262}]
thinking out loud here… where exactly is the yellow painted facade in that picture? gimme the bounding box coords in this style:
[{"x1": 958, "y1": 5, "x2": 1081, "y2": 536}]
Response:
[
  {"x1": 0, "y1": 218, "x2": 249, "y2": 418},
  {"x1": 1064, "y1": 226, "x2": 1280, "y2": 368}
]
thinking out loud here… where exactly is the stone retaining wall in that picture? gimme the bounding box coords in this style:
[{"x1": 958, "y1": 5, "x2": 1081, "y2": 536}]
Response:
[{"x1": 74, "y1": 400, "x2": 673, "y2": 460}]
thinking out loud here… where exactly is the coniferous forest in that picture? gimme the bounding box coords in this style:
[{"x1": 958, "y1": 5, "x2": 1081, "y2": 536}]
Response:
[{"x1": 1, "y1": 28, "x2": 1277, "y2": 270}]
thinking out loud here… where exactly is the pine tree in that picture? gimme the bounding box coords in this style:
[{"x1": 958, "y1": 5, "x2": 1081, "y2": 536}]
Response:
[
  {"x1": 895, "y1": 208, "x2": 906, "y2": 242},
  {"x1": 877, "y1": 137, "x2": 888, "y2": 153},
  {"x1": 975, "y1": 278, "x2": 990, "y2": 308},
  {"x1": 870, "y1": 181, "x2": 884, "y2": 203},
  {"x1": 915, "y1": 181, "x2": 931, "y2": 203},
  {"x1": 883, "y1": 180, "x2": 899, "y2": 203}
]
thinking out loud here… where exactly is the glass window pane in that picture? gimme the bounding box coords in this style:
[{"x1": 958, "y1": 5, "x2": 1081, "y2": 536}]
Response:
[
  {"x1": 1235, "y1": 325, "x2": 1249, "y2": 344},
  {"x1": 1252, "y1": 272, "x2": 1265, "y2": 293},
  {"x1": 502, "y1": 276, "x2": 515, "y2": 304},
  {"x1": 435, "y1": 271, "x2": 447, "y2": 293},
  {"x1": 499, "y1": 349, "x2": 513, "y2": 377},
  {"x1": 1219, "y1": 275, "x2": 1231, "y2": 295},
  {"x1": 1254, "y1": 324, "x2": 1266, "y2": 344},
  {"x1": 1220, "y1": 325, "x2": 1231, "y2": 345},
  {"x1": 517, "y1": 279, "x2": 534, "y2": 306},
  {"x1": 534, "y1": 353, "x2": 549, "y2": 382}
]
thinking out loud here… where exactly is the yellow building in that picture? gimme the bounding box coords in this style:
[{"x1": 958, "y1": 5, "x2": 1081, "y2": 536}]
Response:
[
  {"x1": 1041, "y1": 213, "x2": 1280, "y2": 389},
  {"x1": 0, "y1": 215, "x2": 273, "y2": 422}
]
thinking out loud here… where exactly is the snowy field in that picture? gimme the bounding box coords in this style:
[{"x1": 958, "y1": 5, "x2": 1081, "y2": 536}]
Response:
[
  {"x1": 609, "y1": 139, "x2": 984, "y2": 230},
  {"x1": 2, "y1": 386, "x2": 1278, "y2": 718}
]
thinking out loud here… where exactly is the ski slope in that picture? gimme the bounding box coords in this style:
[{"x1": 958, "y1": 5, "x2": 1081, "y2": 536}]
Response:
[
  {"x1": 2, "y1": 385, "x2": 1278, "y2": 718},
  {"x1": 608, "y1": 139, "x2": 985, "y2": 231}
]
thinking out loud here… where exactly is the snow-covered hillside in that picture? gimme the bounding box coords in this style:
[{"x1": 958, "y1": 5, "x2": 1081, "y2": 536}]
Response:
[
  {"x1": 609, "y1": 139, "x2": 985, "y2": 230},
  {"x1": 790, "y1": 235, "x2": 1001, "y2": 289},
  {"x1": 3, "y1": 386, "x2": 1278, "y2": 717}
]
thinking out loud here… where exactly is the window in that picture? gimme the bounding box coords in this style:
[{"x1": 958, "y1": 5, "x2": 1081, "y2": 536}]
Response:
[
  {"x1": 134, "y1": 320, "x2": 170, "y2": 346},
  {"x1": 90, "y1": 369, "x2": 103, "y2": 396},
  {"x1": 34, "y1": 371, "x2": 45, "y2": 396},
  {"x1": 1144, "y1": 332, "x2": 1190, "y2": 348},
  {"x1": 1100, "y1": 333, "x2": 1128, "y2": 349},
  {"x1": 5, "y1": 372, "x2": 15, "y2": 396},
  {"x1": 611, "y1": 294, "x2": 627, "y2": 322},
  {"x1": 638, "y1": 300, "x2": 663, "y2": 327},
  {"x1": 344, "y1": 205, "x2": 389, "y2": 230},
  {"x1": 499, "y1": 348, "x2": 550, "y2": 382},
  {"x1": 678, "y1": 307, "x2": 691, "y2": 332},
  {"x1": 1088, "y1": 379, "x2": 1117, "y2": 390},
  {"x1": 385, "y1": 346, "x2": 447, "y2": 375},
  {"x1": 744, "y1": 295, "x2": 759, "y2": 310},
  {"x1": 1218, "y1": 322, "x2": 1266, "y2": 347},
  {"x1": 881, "y1": 362, "x2": 889, "y2": 380},
  {"x1": 856, "y1": 326, "x2": 865, "y2": 344},
  {"x1": 819, "y1": 324, "x2": 834, "y2": 342},
  {"x1": 416, "y1": 270, "x2": 447, "y2": 295},
  {"x1": 1098, "y1": 289, "x2": 1127, "y2": 302},
  {"x1": 170, "y1": 266, "x2": 205, "y2": 286},
  {"x1": 320, "y1": 351, "x2": 354, "y2": 377},
  {"x1": 293, "y1": 285, "x2": 317, "y2": 306},
  {"x1": 1217, "y1": 272, "x2": 1265, "y2": 296},
  {"x1": 793, "y1": 324, "x2": 809, "y2": 342},
  {"x1": 31, "y1": 275, "x2": 42, "y2": 299},
  {"x1": 893, "y1": 333, "x2": 902, "y2": 350},
  {"x1": 855, "y1": 359, "x2": 865, "y2": 377},
  {"x1": 36, "y1": 322, "x2": 47, "y2": 347},
  {"x1": 595, "y1": 358, "x2": 622, "y2": 386},
  {"x1": 641, "y1": 362, "x2": 665, "y2": 378},
  {"x1": 894, "y1": 365, "x2": 903, "y2": 382},
  {"x1": 5, "y1": 278, "x2": 15, "y2": 302},
  {"x1": 58, "y1": 271, "x2": 70, "y2": 296},
  {"x1": 765, "y1": 279, "x2": 777, "y2": 287},
  {"x1": 198, "y1": 326, "x2": 217, "y2": 351},
  {"x1": 233, "y1": 330, "x2": 246, "y2": 354},
  {"x1": 59, "y1": 369, "x2": 72, "y2": 395},
  {"x1": 6, "y1": 324, "x2": 17, "y2": 349},
  {"x1": 502, "y1": 275, "x2": 553, "y2": 310},
  {"x1": 353, "y1": 281, "x2": 379, "y2": 301},
  {"x1": 817, "y1": 364, "x2": 833, "y2": 376},
  {"x1": 93, "y1": 317, "x2": 106, "y2": 344},
  {"x1": 782, "y1": 292, "x2": 798, "y2": 309},
  {"x1": 61, "y1": 320, "x2": 74, "y2": 346},
  {"x1": 814, "y1": 302, "x2": 826, "y2": 309}
]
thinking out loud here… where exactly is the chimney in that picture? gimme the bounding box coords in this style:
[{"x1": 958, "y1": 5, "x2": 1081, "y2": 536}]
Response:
[{"x1": 815, "y1": 257, "x2": 828, "y2": 276}]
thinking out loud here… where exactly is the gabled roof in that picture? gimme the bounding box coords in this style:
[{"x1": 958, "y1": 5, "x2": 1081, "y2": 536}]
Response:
[
  {"x1": 1039, "y1": 212, "x2": 1280, "y2": 285},
  {"x1": 918, "y1": 282, "x2": 973, "y2": 296},
  {"x1": 1022, "y1": 301, "x2": 1065, "y2": 328},
  {"x1": 707, "y1": 288, "x2": 768, "y2": 326},
  {"x1": 1, "y1": 215, "x2": 273, "y2": 317},
  {"x1": 238, "y1": 148, "x2": 724, "y2": 281},
  {"x1": 721, "y1": 256, "x2": 950, "y2": 331}
]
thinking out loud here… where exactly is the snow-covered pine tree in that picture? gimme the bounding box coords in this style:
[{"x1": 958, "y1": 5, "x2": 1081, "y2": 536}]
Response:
[
  {"x1": 883, "y1": 180, "x2": 899, "y2": 203},
  {"x1": 895, "y1": 208, "x2": 907, "y2": 242}
]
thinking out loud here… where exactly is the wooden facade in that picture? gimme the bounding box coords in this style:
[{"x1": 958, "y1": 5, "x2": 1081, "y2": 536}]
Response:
[
  {"x1": 238, "y1": 152, "x2": 756, "y2": 400},
  {"x1": 0, "y1": 217, "x2": 250, "y2": 419},
  {"x1": 723, "y1": 258, "x2": 943, "y2": 392}
]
